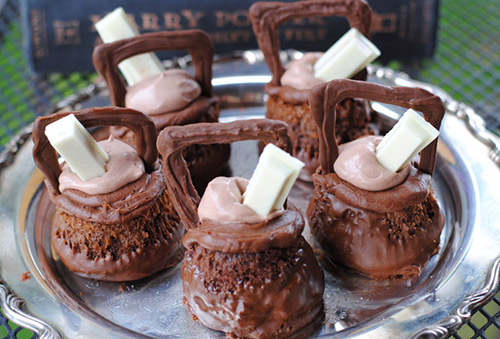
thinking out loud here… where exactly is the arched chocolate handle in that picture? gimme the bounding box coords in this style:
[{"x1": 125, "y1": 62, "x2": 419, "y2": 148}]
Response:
[
  {"x1": 157, "y1": 119, "x2": 291, "y2": 229},
  {"x1": 32, "y1": 107, "x2": 158, "y2": 194},
  {"x1": 309, "y1": 79, "x2": 445, "y2": 175},
  {"x1": 250, "y1": 0, "x2": 372, "y2": 86},
  {"x1": 93, "y1": 29, "x2": 214, "y2": 106}
]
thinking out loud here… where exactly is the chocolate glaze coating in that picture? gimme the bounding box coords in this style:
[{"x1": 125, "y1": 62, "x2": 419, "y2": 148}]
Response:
[
  {"x1": 158, "y1": 119, "x2": 324, "y2": 337},
  {"x1": 307, "y1": 186, "x2": 444, "y2": 279},
  {"x1": 182, "y1": 237, "x2": 324, "y2": 338},
  {"x1": 308, "y1": 79, "x2": 445, "y2": 278}
]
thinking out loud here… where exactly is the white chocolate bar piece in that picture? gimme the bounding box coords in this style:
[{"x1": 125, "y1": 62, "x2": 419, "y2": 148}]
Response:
[
  {"x1": 243, "y1": 144, "x2": 304, "y2": 216},
  {"x1": 314, "y1": 28, "x2": 381, "y2": 81},
  {"x1": 376, "y1": 108, "x2": 439, "y2": 173},
  {"x1": 95, "y1": 7, "x2": 164, "y2": 86},
  {"x1": 44, "y1": 114, "x2": 109, "y2": 181}
]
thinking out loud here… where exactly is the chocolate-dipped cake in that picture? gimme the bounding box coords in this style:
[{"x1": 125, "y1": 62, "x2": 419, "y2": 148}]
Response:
[
  {"x1": 307, "y1": 80, "x2": 445, "y2": 279},
  {"x1": 32, "y1": 107, "x2": 184, "y2": 282},
  {"x1": 157, "y1": 119, "x2": 324, "y2": 338},
  {"x1": 93, "y1": 29, "x2": 230, "y2": 191},
  {"x1": 250, "y1": 0, "x2": 378, "y2": 179}
]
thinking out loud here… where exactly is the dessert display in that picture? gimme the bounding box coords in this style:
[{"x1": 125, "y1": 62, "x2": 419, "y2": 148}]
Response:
[
  {"x1": 307, "y1": 79, "x2": 445, "y2": 279},
  {"x1": 93, "y1": 8, "x2": 229, "y2": 191},
  {"x1": 32, "y1": 107, "x2": 184, "y2": 282},
  {"x1": 157, "y1": 119, "x2": 324, "y2": 338},
  {"x1": 250, "y1": 0, "x2": 380, "y2": 179}
]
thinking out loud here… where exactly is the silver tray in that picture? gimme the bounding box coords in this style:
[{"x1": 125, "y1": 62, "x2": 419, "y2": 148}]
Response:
[{"x1": 1, "y1": 57, "x2": 500, "y2": 339}]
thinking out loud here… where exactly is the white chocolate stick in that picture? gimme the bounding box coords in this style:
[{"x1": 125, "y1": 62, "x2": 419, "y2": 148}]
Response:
[
  {"x1": 314, "y1": 28, "x2": 381, "y2": 81},
  {"x1": 376, "y1": 108, "x2": 439, "y2": 173},
  {"x1": 45, "y1": 114, "x2": 109, "y2": 181},
  {"x1": 243, "y1": 144, "x2": 304, "y2": 216},
  {"x1": 95, "y1": 7, "x2": 164, "y2": 86}
]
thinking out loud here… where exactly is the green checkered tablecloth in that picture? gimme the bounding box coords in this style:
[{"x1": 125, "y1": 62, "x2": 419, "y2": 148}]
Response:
[{"x1": 1, "y1": 0, "x2": 499, "y2": 338}]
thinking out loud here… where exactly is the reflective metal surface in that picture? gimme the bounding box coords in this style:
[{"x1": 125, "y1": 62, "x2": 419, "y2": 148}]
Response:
[{"x1": 1, "y1": 61, "x2": 499, "y2": 338}]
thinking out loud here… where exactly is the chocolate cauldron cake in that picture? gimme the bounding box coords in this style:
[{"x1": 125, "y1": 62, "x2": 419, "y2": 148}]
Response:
[
  {"x1": 307, "y1": 79, "x2": 445, "y2": 279},
  {"x1": 250, "y1": 0, "x2": 379, "y2": 179},
  {"x1": 32, "y1": 107, "x2": 184, "y2": 281},
  {"x1": 157, "y1": 119, "x2": 324, "y2": 338}
]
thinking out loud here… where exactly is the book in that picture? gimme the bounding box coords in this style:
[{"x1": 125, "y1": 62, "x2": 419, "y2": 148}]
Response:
[{"x1": 22, "y1": 0, "x2": 439, "y2": 74}]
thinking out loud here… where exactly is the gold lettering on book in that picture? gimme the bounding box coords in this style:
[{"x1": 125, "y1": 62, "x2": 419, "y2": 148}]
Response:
[
  {"x1": 208, "y1": 29, "x2": 252, "y2": 44},
  {"x1": 53, "y1": 20, "x2": 81, "y2": 45},
  {"x1": 141, "y1": 13, "x2": 161, "y2": 30},
  {"x1": 30, "y1": 9, "x2": 49, "y2": 58},
  {"x1": 283, "y1": 28, "x2": 326, "y2": 42},
  {"x1": 181, "y1": 10, "x2": 204, "y2": 28},
  {"x1": 215, "y1": 10, "x2": 250, "y2": 28},
  {"x1": 291, "y1": 16, "x2": 325, "y2": 25},
  {"x1": 164, "y1": 12, "x2": 182, "y2": 30}
]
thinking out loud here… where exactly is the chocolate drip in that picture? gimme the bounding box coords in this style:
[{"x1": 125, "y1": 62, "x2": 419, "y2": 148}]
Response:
[
  {"x1": 32, "y1": 107, "x2": 158, "y2": 195},
  {"x1": 250, "y1": 0, "x2": 372, "y2": 86},
  {"x1": 309, "y1": 79, "x2": 445, "y2": 175},
  {"x1": 93, "y1": 29, "x2": 214, "y2": 105}
]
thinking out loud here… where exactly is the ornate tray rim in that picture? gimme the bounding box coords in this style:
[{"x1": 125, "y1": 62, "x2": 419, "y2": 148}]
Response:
[{"x1": 1, "y1": 57, "x2": 500, "y2": 338}]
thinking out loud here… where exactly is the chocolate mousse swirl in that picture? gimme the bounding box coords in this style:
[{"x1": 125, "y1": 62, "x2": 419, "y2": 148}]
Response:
[
  {"x1": 250, "y1": 0, "x2": 372, "y2": 90},
  {"x1": 93, "y1": 30, "x2": 218, "y2": 129},
  {"x1": 310, "y1": 79, "x2": 445, "y2": 175},
  {"x1": 32, "y1": 107, "x2": 160, "y2": 223},
  {"x1": 157, "y1": 119, "x2": 292, "y2": 230}
]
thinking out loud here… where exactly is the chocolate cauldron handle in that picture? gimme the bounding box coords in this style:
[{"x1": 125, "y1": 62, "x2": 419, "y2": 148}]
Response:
[
  {"x1": 250, "y1": 0, "x2": 372, "y2": 86},
  {"x1": 157, "y1": 119, "x2": 291, "y2": 230},
  {"x1": 32, "y1": 107, "x2": 157, "y2": 194},
  {"x1": 93, "y1": 29, "x2": 214, "y2": 106},
  {"x1": 309, "y1": 79, "x2": 445, "y2": 175}
]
